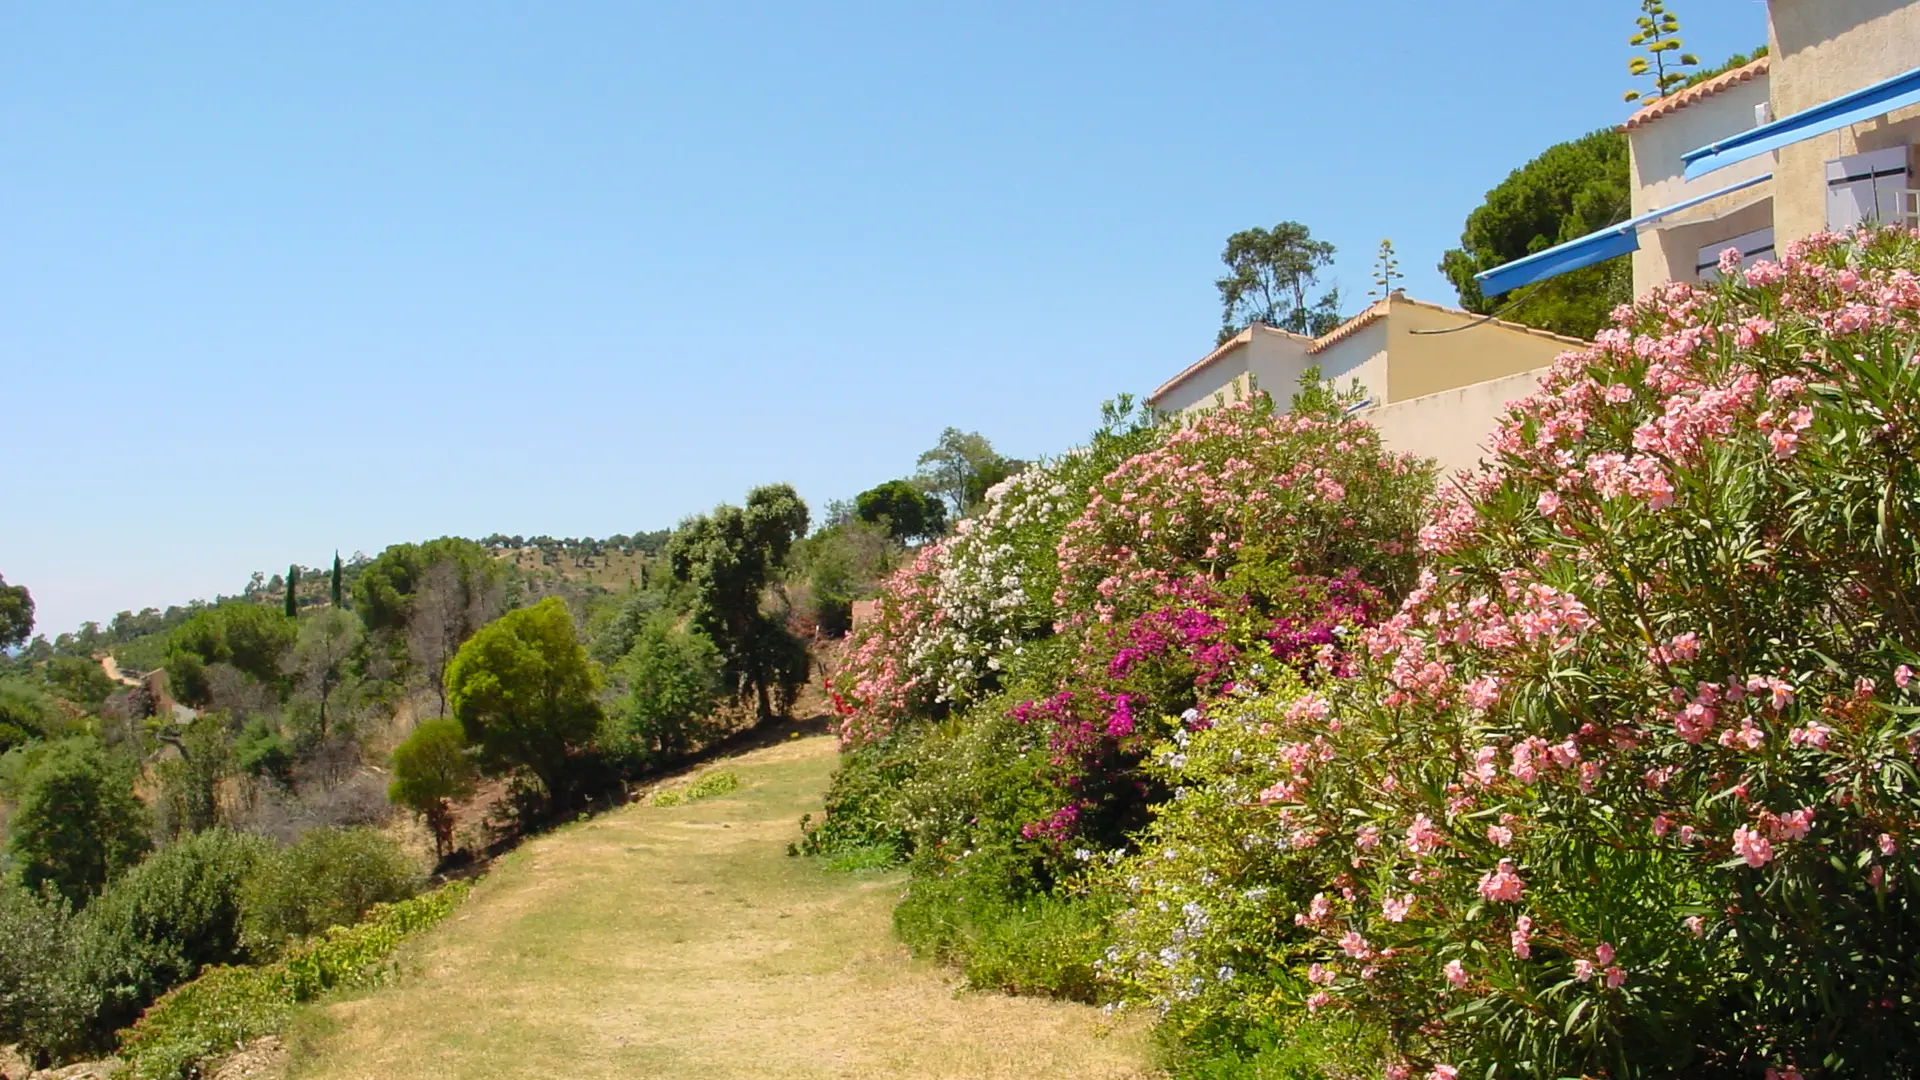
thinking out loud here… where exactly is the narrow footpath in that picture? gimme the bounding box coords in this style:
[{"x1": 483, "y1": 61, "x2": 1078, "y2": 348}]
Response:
[{"x1": 287, "y1": 734, "x2": 1157, "y2": 1080}]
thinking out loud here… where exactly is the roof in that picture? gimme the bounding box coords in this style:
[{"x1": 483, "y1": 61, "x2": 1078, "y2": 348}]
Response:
[
  {"x1": 1685, "y1": 60, "x2": 1920, "y2": 179},
  {"x1": 1622, "y1": 57, "x2": 1770, "y2": 131},
  {"x1": 1148, "y1": 323, "x2": 1310, "y2": 405},
  {"x1": 1147, "y1": 296, "x2": 1588, "y2": 406}
]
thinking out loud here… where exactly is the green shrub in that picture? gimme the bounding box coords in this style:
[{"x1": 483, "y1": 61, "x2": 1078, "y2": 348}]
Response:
[
  {"x1": 6, "y1": 737, "x2": 151, "y2": 906},
  {"x1": 238, "y1": 827, "x2": 421, "y2": 958},
  {"x1": 0, "y1": 881, "x2": 86, "y2": 1062},
  {"x1": 388, "y1": 717, "x2": 478, "y2": 859},
  {"x1": 651, "y1": 770, "x2": 740, "y2": 807},
  {"x1": 121, "y1": 882, "x2": 470, "y2": 1080},
  {"x1": 894, "y1": 872, "x2": 1107, "y2": 1003},
  {"x1": 607, "y1": 616, "x2": 725, "y2": 765}
]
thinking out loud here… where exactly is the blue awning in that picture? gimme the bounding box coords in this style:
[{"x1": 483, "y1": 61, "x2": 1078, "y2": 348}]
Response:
[
  {"x1": 1475, "y1": 172, "x2": 1772, "y2": 297},
  {"x1": 1685, "y1": 64, "x2": 1920, "y2": 180}
]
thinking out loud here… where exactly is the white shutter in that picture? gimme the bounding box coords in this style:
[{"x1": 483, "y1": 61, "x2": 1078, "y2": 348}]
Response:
[
  {"x1": 1826, "y1": 147, "x2": 1911, "y2": 231},
  {"x1": 1696, "y1": 227, "x2": 1778, "y2": 282}
]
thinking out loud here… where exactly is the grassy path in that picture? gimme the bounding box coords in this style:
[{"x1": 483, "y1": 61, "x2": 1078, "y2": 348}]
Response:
[{"x1": 286, "y1": 734, "x2": 1157, "y2": 1080}]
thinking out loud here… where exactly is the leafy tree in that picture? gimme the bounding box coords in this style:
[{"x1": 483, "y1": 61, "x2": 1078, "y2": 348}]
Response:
[
  {"x1": 0, "y1": 677, "x2": 61, "y2": 751},
  {"x1": 1438, "y1": 128, "x2": 1632, "y2": 339},
  {"x1": 407, "y1": 558, "x2": 504, "y2": 717},
  {"x1": 608, "y1": 616, "x2": 725, "y2": 764},
  {"x1": 6, "y1": 739, "x2": 151, "y2": 906},
  {"x1": 855, "y1": 479, "x2": 948, "y2": 542},
  {"x1": 1214, "y1": 222, "x2": 1343, "y2": 344},
  {"x1": 235, "y1": 715, "x2": 293, "y2": 785},
  {"x1": 913, "y1": 429, "x2": 1018, "y2": 518},
  {"x1": 351, "y1": 537, "x2": 500, "y2": 635},
  {"x1": 284, "y1": 606, "x2": 361, "y2": 738},
  {"x1": 388, "y1": 717, "x2": 478, "y2": 859},
  {"x1": 668, "y1": 485, "x2": 812, "y2": 720},
  {"x1": 44, "y1": 655, "x2": 116, "y2": 710},
  {"x1": 154, "y1": 714, "x2": 237, "y2": 837},
  {"x1": 1625, "y1": 0, "x2": 1699, "y2": 103},
  {"x1": 446, "y1": 597, "x2": 603, "y2": 812},
  {"x1": 164, "y1": 602, "x2": 299, "y2": 707},
  {"x1": 0, "y1": 573, "x2": 32, "y2": 651}
]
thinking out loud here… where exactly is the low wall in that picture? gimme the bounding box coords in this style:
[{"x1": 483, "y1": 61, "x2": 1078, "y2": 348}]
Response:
[{"x1": 1362, "y1": 367, "x2": 1547, "y2": 478}]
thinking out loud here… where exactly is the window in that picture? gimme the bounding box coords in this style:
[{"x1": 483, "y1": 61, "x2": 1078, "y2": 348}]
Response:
[
  {"x1": 1697, "y1": 227, "x2": 1777, "y2": 281},
  {"x1": 1826, "y1": 146, "x2": 1912, "y2": 231}
]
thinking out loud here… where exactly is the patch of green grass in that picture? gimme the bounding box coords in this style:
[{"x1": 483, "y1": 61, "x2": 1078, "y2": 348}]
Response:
[
  {"x1": 893, "y1": 874, "x2": 1108, "y2": 1003},
  {"x1": 651, "y1": 770, "x2": 740, "y2": 807},
  {"x1": 818, "y1": 843, "x2": 901, "y2": 873}
]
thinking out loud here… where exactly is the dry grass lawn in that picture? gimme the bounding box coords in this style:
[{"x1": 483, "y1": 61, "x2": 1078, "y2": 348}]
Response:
[{"x1": 286, "y1": 735, "x2": 1159, "y2": 1080}]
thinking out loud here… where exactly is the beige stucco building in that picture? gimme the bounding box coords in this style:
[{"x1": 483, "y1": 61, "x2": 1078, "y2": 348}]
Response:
[
  {"x1": 1149, "y1": 295, "x2": 1584, "y2": 474},
  {"x1": 1483, "y1": 0, "x2": 1920, "y2": 301}
]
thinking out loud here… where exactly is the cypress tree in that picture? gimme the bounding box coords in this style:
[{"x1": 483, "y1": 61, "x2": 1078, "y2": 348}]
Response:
[
  {"x1": 285, "y1": 565, "x2": 300, "y2": 618},
  {"x1": 330, "y1": 551, "x2": 344, "y2": 608}
]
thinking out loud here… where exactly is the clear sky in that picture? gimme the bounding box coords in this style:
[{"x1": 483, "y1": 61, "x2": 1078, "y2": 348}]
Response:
[{"x1": 4, "y1": 1, "x2": 1772, "y2": 637}]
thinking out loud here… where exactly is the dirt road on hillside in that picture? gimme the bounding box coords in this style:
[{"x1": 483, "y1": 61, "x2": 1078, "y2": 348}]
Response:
[{"x1": 286, "y1": 735, "x2": 1158, "y2": 1080}]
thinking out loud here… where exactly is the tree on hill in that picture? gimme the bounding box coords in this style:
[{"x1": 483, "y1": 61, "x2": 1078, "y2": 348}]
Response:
[
  {"x1": 0, "y1": 573, "x2": 32, "y2": 651},
  {"x1": 351, "y1": 538, "x2": 501, "y2": 636},
  {"x1": 668, "y1": 485, "x2": 811, "y2": 720},
  {"x1": 1214, "y1": 222, "x2": 1343, "y2": 345},
  {"x1": 388, "y1": 717, "x2": 478, "y2": 859},
  {"x1": 854, "y1": 479, "x2": 948, "y2": 543},
  {"x1": 913, "y1": 429, "x2": 1020, "y2": 519},
  {"x1": 164, "y1": 603, "x2": 299, "y2": 708},
  {"x1": 1438, "y1": 128, "x2": 1631, "y2": 340},
  {"x1": 609, "y1": 615, "x2": 725, "y2": 764},
  {"x1": 283, "y1": 565, "x2": 299, "y2": 618},
  {"x1": 330, "y1": 552, "x2": 344, "y2": 609},
  {"x1": 6, "y1": 739, "x2": 151, "y2": 906},
  {"x1": 284, "y1": 606, "x2": 362, "y2": 737},
  {"x1": 446, "y1": 598, "x2": 602, "y2": 814}
]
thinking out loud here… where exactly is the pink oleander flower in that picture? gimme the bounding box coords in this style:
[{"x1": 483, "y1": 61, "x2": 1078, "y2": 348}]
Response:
[
  {"x1": 1385, "y1": 1064, "x2": 1410, "y2": 1080},
  {"x1": 1487, "y1": 824, "x2": 1513, "y2": 848},
  {"x1": 1308, "y1": 962, "x2": 1337, "y2": 986},
  {"x1": 1429, "y1": 1066, "x2": 1458, "y2": 1080},
  {"x1": 1881, "y1": 833, "x2": 1899, "y2": 856},
  {"x1": 1478, "y1": 859, "x2": 1526, "y2": 903},
  {"x1": 1899, "y1": 664, "x2": 1914, "y2": 689},
  {"x1": 1733, "y1": 825, "x2": 1774, "y2": 868},
  {"x1": 1356, "y1": 825, "x2": 1380, "y2": 849},
  {"x1": 1443, "y1": 958, "x2": 1467, "y2": 989},
  {"x1": 1788, "y1": 721, "x2": 1831, "y2": 749},
  {"x1": 1536, "y1": 490, "x2": 1562, "y2": 517},
  {"x1": 1405, "y1": 814, "x2": 1442, "y2": 857},
  {"x1": 1594, "y1": 942, "x2": 1614, "y2": 965},
  {"x1": 1684, "y1": 915, "x2": 1706, "y2": 937},
  {"x1": 1652, "y1": 815, "x2": 1672, "y2": 838},
  {"x1": 1573, "y1": 959, "x2": 1595, "y2": 982},
  {"x1": 1511, "y1": 914, "x2": 1533, "y2": 959},
  {"x1": 1381, "y1": 894, "x2": 1414, "y2": 922},
  {"x1": 1339, "y1": 931, "x2": 1372, "y2": 959},
  {"x1": 1605, "y1": 965, "x2": 1627, "y2": 989},
  {"x1": 1306, "y1": 990, "x2": 1332, "y2": 1012}
]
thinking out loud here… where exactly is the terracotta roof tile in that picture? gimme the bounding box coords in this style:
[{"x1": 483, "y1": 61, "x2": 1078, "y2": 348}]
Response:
[{"x1": 1622, "y1": 57, "x2": 1770, "y2": 131}]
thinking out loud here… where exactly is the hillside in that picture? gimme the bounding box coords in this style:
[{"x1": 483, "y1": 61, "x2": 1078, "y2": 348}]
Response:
[{"x1": 283, "y1": 734, "x2": 1155, "y2": 1080}]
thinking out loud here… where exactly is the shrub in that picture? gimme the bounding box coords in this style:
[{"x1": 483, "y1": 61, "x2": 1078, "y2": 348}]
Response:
[
  {"x1": 0, "y1": 881, "x2": 85, "y2": 1062},
  {"x1": 1104, "y1": 228, "x2": 1920, "y2": 1078},
  {"x1": 120, "y1": 881, "x2": 470, "y2": 1080},
  {"x1": 388, "y1": 717, "x2": 478, "y2": 859},
  {"x1": 651, "y1": 770, "x2": 740, "y2": 807},
  {"x1": 238, "y1": 827, "x2": 422, "y2": 958},
  {"x1": 6, "y1": 737, "x2": 151, "y2": 906},
  {"x1": 894, "y1": 873, "x2": 1110, "y2": 1002},
  {"x1": 608, "y1": 616, "x2": 725, "y2": 764},
  {"x1": 447, "y1": 597, "x2": 603, "y2": 813}
]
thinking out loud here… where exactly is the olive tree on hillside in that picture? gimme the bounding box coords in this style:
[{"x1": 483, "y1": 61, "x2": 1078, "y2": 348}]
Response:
[
  {"x1": 446, "y1": 598, "x2": 601, "y2": 814},
  {"x1": 668, "y1": 484, "x2": 811, "y2": 720},
  {"x1": 0, "y1": 573, "x2": 33, "y2": 651}
]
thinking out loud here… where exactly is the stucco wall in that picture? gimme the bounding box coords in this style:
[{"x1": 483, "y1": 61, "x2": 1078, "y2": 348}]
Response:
[
  {"x1": 1384, "y1": 302, "x2": 1576, "y2": 403},
  {"x1": 1768, "y1": 0, "x2": 1920, "y2": 244},
  {"x1": 1364, "y1": 367, "x2": 1549, "y2": 477},
  {"x1": 1307, "y1": 319, "x2": 1389, "y2": 404},
  {"x1": 1628, "y1": 74, "x2": 1776, "y2": 294},
  {"x1": 1636, "y1": 197, "x2": 1777, "y2": 291}
]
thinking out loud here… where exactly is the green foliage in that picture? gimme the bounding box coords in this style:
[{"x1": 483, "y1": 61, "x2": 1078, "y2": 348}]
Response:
[
  {"x1": 6, "y1": 738, "x2": 151, "y2": 906},
  {"x1": 912, "y1": 429, "x2": 1020, "y2": 519},
  {"x1": 651, "y1": 769, "x2": 740, "y2": 807},
  {"x1": 1625, "y1": 0, "x2": 1699, "y2": 103},
  {"x1": 1439, "y1": 127, "x2": 1631, "y2": 338},
  {"x1": 164, "y1": 602, "x2": 299, "y2": 707},
  {"x1": 238, "y1": 827, "x2": 422, "y2": 959},
  {"x1": 0, "y1": 881, "x2": 84, "y2": 1059},
  {"x1": 350, "y1": 536, "x2": 500, "y2": 635},
  {"x1": 44, "y1": 655, "x2": 118, "y2": 710},
  {"x1": 154, "y1": 714, "x2": 237, "y2": 838},
  {"x1": 0, "y1": 677, "x2": 61, "y2": 752},
  {"x1": 855, "y1": 479, "x2": 948, "y2": 542},
  {"x1": 608, "y1": 616, "x2": 724, "y2": 764},
  {"x1": 668, "y1": 484, "x2": 812, "y2": 719},
  {"x1": 329, "y1": 551, "x2": 344, "y2": 609},
  {"x1": 387, "y1": 717, "x2": 478, "y2": 859},
  {"x1": 283, "y1": 565, "x2": 299, "y2": 618},
  {"x1": 119, "y1": 881, "x2": 470, "y2": 1080},
  {"x1": 1214, "y1": 222, "x2": 1342, "y2": 344},
  {"x1": 446, "y1": 597, "x2": 603, "y2": 811},
  {"x1": 235, "y1": 715, "x2": 294, "y2": 785},
  {"x1": 0, "y1": 572, "x2": 33, "y2": 651},
  {"x1": 894, "y1": 874, "x2": 1109, "y2": 1003},
  {"x1": 287, "y1": 606, "x2": 363, "y2": 738},
  {"x1": 590, "y1": 588, "x2": 666, "y2": 664}
]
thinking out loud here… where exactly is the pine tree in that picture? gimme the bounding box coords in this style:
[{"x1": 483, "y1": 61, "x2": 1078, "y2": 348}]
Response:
[
  {"x1": 285, "y1": 565, "x2": 300, "y2": 618},
  {"x1": 330, "y1": 551, "x2": 344, "y2": 609},
  {"x1": 1625, "y1": 1, "x2": 1699, "y2": 103}
]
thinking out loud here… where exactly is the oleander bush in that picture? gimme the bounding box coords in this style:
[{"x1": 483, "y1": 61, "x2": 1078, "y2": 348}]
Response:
[{"x1": 1100, "y1": 227, "x2": 1920, "y2": 1078}]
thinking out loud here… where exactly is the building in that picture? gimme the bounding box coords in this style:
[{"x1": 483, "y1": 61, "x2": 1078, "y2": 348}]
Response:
[
  {"x1": 1476, "y1": 0, "x2": 1920, "y2": 300},
  {"x1": 1148, "y1": 293, "x2": 1584, "y2": 474}
]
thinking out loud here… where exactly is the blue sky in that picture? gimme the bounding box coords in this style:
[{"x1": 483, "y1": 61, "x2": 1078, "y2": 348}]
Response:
[{"x1": 3, "y1": 1, "x2": 1772, "y2": 637}]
